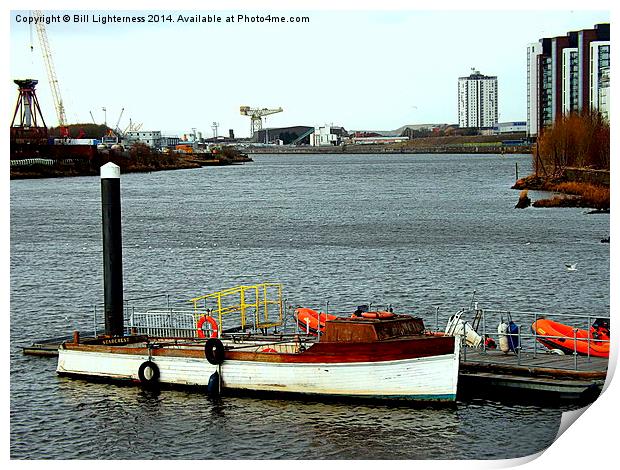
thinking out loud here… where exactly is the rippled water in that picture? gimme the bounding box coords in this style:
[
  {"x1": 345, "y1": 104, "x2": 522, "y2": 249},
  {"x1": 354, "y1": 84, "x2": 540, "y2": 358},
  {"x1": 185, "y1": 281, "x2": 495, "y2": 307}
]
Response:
[{"x1": 10, "y1": 153, "x2": 609, "y2": 459}]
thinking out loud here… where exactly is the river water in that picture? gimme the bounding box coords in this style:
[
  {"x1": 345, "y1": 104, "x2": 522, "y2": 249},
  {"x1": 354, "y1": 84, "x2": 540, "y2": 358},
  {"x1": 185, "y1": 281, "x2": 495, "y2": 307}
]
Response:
[{"x1": 10, "y1": 153, "x2": 610, "y2": 459}]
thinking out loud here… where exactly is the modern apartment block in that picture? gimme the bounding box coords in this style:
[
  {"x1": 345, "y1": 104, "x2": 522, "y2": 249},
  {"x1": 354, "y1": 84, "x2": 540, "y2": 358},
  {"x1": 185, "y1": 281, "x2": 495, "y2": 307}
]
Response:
[
  {"x1": 526, "y1": 23, "x2": 610, "y2": 138},
  {"x1": 590, "y1": 40, "x2": 610, "y2": 121},
  {"x1": 458, "y1": 69, "x2": 498, "y2": 129}
]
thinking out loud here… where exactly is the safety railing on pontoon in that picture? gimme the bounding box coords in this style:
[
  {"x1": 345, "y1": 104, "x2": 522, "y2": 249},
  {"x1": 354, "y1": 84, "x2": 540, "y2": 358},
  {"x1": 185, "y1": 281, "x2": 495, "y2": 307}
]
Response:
[{"x1": 439, "y1": 305, "x2": 610, "y2": 371}]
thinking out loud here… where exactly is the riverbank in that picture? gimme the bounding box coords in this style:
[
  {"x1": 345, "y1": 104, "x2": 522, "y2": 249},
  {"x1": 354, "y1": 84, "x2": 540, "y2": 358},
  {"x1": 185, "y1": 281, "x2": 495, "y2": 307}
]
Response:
[
  {"x1": 246, "y1": 133, "x2": 531, "y2": 155},
  {"x1": 512, "y1": 169, "x2": 610, "y2": 211},
  {"x1": 9, "y1": 149, "x2": 253, "y2": 180},
  {"x1": 11, "y1": 134, "x2": 528, "y2": 180},
  {"x1": 246, "y1": 145, "x2": 530, "y2": 154},
  {"x1": 10, "y1": 154, "x2": 200, "y2": 180}
]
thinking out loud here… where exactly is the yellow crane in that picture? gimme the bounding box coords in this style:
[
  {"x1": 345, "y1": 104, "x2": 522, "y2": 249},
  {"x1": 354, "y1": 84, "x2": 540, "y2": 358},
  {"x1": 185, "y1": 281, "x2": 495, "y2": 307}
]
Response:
[
  {"x1": 240, "y1": 105, "x2": 283, "y2": 136},
  {"x1": 32, "y1": 10, "x2": 67, "y2": 132}
]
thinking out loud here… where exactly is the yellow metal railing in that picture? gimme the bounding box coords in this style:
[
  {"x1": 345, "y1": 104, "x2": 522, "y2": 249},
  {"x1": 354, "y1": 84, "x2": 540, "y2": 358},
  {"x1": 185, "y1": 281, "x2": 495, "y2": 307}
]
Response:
[{"x1": 189, "y1": 283, "x2": 283, "y2": 336}]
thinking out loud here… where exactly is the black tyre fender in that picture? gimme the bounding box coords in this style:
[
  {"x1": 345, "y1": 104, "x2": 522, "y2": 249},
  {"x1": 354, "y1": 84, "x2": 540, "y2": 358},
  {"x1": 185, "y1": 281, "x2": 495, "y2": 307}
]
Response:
[
  {"x1": 205, "y1": 338, "x2": 225, "y2": 365},
  {"x1": 207, "y1": 371, "x2": 220, "y2": 396},
  {"x1": 138, "y1": 360, "x2": 160, "y2": 385}
]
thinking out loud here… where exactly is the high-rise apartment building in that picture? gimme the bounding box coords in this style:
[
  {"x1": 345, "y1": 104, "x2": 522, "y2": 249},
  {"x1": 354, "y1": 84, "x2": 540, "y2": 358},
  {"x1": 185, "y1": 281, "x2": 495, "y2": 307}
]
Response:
[
  {"x1": 458, "y1": 69, "x2": 498, "y2": 129},
  {"x1": 526, "y1": 42, "x2": 543, "y2": 136},
  {"x1": 526, "y1": 23, "x2": 610, "y2": 138},
  {"x1": 562, "y1": 46, "x2": 580, "y2": 115},
  {"x1": 590, "y1": 40, "x2": 610, "y2": 121}
]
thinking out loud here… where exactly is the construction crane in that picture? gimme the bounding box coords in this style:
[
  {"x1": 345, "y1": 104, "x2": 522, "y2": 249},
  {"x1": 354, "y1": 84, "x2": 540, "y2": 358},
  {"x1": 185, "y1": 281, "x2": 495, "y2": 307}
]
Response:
[
  {"x1": 32, "y1": 10, "x2": 67, "y2": 133},
  {"x1": 124, "y1": 119, "x2": 143, "y2": 133},
  {"x1": 240, "y1": 106, "x2": 283, "y2": 136},
  {"x1": 113, "y1": 108, "x2": 125, "y2": 136}
]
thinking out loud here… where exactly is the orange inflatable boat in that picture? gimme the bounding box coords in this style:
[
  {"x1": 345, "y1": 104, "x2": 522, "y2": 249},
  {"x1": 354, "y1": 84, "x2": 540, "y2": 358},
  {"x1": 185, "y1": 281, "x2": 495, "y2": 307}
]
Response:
[
  {"x1": 359, "y1": 311, "x2": 396, "y2": 319},
  {"x1": 531, "y1": 318, "x2": 610, "y2": 358},
  {"x1": 295, "y1": 307, "x2": 337, "y2": 335}
]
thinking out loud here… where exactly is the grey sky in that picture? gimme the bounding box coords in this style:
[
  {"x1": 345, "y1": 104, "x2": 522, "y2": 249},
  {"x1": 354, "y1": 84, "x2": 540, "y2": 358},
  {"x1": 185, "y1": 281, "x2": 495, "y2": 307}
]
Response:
[{"x1": 9, "y1": 7, "x2": 610, "y2": 137}]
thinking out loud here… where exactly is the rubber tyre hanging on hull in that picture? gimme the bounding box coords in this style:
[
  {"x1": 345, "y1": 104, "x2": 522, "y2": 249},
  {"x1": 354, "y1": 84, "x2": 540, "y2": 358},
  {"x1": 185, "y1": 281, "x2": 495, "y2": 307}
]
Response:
[
  {"x1": 138, "y1": 360, "x2": 160, "y2": 386},
  {"x1": 207, "y1": 371, "x2": 220, "y2": 396},
  {"x1": 205, "y1": 338, "x2": 225, "y2": 365}
]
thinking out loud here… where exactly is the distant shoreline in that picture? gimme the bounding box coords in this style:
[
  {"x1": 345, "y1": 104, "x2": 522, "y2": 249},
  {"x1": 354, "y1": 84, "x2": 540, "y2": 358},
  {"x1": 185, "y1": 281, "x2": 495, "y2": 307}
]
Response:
[
  {"x1": 245, "y1": 145, "x2": 531, "y2": 155},
  {"x1": 10, "y1": 140, "x2": 530, "y2": 180}
]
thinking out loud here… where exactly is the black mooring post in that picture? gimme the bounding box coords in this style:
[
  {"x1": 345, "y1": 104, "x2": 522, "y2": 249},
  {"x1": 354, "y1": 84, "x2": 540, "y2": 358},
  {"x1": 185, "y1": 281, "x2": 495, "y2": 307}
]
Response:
[{"x1": 101, "y1": 162, "x2": 124, "y2": 336}]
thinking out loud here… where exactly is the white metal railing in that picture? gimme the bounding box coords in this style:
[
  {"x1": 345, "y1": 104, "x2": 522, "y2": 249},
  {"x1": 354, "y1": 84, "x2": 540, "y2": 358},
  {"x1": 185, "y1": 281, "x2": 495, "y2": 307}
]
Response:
[
  {"x1": 86, "y1": 293, "x2": 295, "y2": 338},
  {"x1": 128, "y1": 309, "x2": 197, "y2": 338},
  {"x1": 10, "y1": 158, "x2": 55, "y2": 166},
  {"x1": 439, "y1": 306, "x2": 610, "y2": 370}
]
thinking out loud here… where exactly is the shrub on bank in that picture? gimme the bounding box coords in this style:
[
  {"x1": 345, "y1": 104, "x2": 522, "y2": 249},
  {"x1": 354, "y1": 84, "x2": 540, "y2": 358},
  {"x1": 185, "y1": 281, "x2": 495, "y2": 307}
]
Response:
[{"x1": 535, "y1": 110, "x2": 609, "y2": 174}]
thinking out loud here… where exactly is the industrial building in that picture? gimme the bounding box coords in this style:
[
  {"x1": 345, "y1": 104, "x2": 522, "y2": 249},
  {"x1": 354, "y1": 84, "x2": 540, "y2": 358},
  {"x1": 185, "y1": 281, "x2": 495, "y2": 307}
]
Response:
[
  {"x1": 526, "y1": 23, "x2": 610, "y2": 138},
  {"x1": 349, "y1": 136, "x2": 409, "y2": 145},
  {"x1": 310, "y1": 125, "x2": 348, "y2": 146},
  {"x1": 457, "y1": 69, "x2": 498, "y2": 129},
  {"x1": 123, "y1": 130, "x2": 162, "y2": 149},
  {"x1": 161, "y1": 135, "x2": 181, "y2": 149},
  {"x1": 252, "y1": 125, "x2": 314, "y2": 145},
  {"x1": 493, "y1": 121, "x2": 527, "y2": 134}
]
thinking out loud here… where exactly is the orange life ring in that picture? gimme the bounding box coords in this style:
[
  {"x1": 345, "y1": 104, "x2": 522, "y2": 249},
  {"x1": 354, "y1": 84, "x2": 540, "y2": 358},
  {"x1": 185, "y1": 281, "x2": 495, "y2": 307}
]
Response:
[
  {"x1": 196, "y1": 315, "x2": 218, "y2": 339},
  {"x1": 261, "y1": 347, "x2": 277, "y2": 353},
  {"x1": 361, "y1": 311, "x2": 395, "y2": 319}
]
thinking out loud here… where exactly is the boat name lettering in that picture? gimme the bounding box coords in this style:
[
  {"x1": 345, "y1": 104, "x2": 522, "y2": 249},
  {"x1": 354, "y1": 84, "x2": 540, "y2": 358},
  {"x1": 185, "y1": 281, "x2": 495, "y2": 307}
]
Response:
[{"x1": 101, "y1": 337, "x2": 137, "y2": 345}]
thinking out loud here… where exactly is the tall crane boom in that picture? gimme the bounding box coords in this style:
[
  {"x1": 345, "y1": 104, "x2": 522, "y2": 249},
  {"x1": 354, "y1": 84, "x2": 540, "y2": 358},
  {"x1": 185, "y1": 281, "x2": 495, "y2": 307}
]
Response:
[
  {"x1": 114, "y1": 108, "x2": 125, "y2": 135},
  {"x1": 33, "y1": 10, "x2": 67, "y2": 128},
  {"x1": 240, "y1": 106, "x2": 283, "y2": 136}
]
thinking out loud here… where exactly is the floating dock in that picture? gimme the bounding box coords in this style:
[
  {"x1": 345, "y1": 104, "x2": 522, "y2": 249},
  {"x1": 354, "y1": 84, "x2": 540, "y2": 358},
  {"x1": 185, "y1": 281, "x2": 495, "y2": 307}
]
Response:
[
  {"x1": 22, "y1": 335, "x2": 83, "y2": 357},
  {"x1": 458, "y1": 349, "x2": 606, "y2": 401}
]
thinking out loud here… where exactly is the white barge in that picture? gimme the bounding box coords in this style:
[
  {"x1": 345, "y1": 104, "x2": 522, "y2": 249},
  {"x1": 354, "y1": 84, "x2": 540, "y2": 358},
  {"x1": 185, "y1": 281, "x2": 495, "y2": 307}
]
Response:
[{"x1": 57, "y1": 314, "x2": 459, "y2": 402}]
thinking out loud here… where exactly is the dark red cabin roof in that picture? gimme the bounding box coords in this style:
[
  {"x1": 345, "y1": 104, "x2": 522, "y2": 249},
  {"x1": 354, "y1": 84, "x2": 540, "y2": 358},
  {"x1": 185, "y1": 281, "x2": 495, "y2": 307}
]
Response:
[{"x1": 321, "y1": 315, "x2": 425, "y2": 343}]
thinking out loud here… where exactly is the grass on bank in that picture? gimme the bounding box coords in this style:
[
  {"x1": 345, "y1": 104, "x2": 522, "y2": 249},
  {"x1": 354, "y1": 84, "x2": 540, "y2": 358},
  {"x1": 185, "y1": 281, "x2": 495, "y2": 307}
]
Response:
[
  {"x1": 523, "y1": 180, "x2": 610, "y2": 210},
  {"x1": 552, "y1": 182, "x2": 610, "y2": 208},
  {"x1": 513, "y1": 173, "x2": 609, "y2": 210}
]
